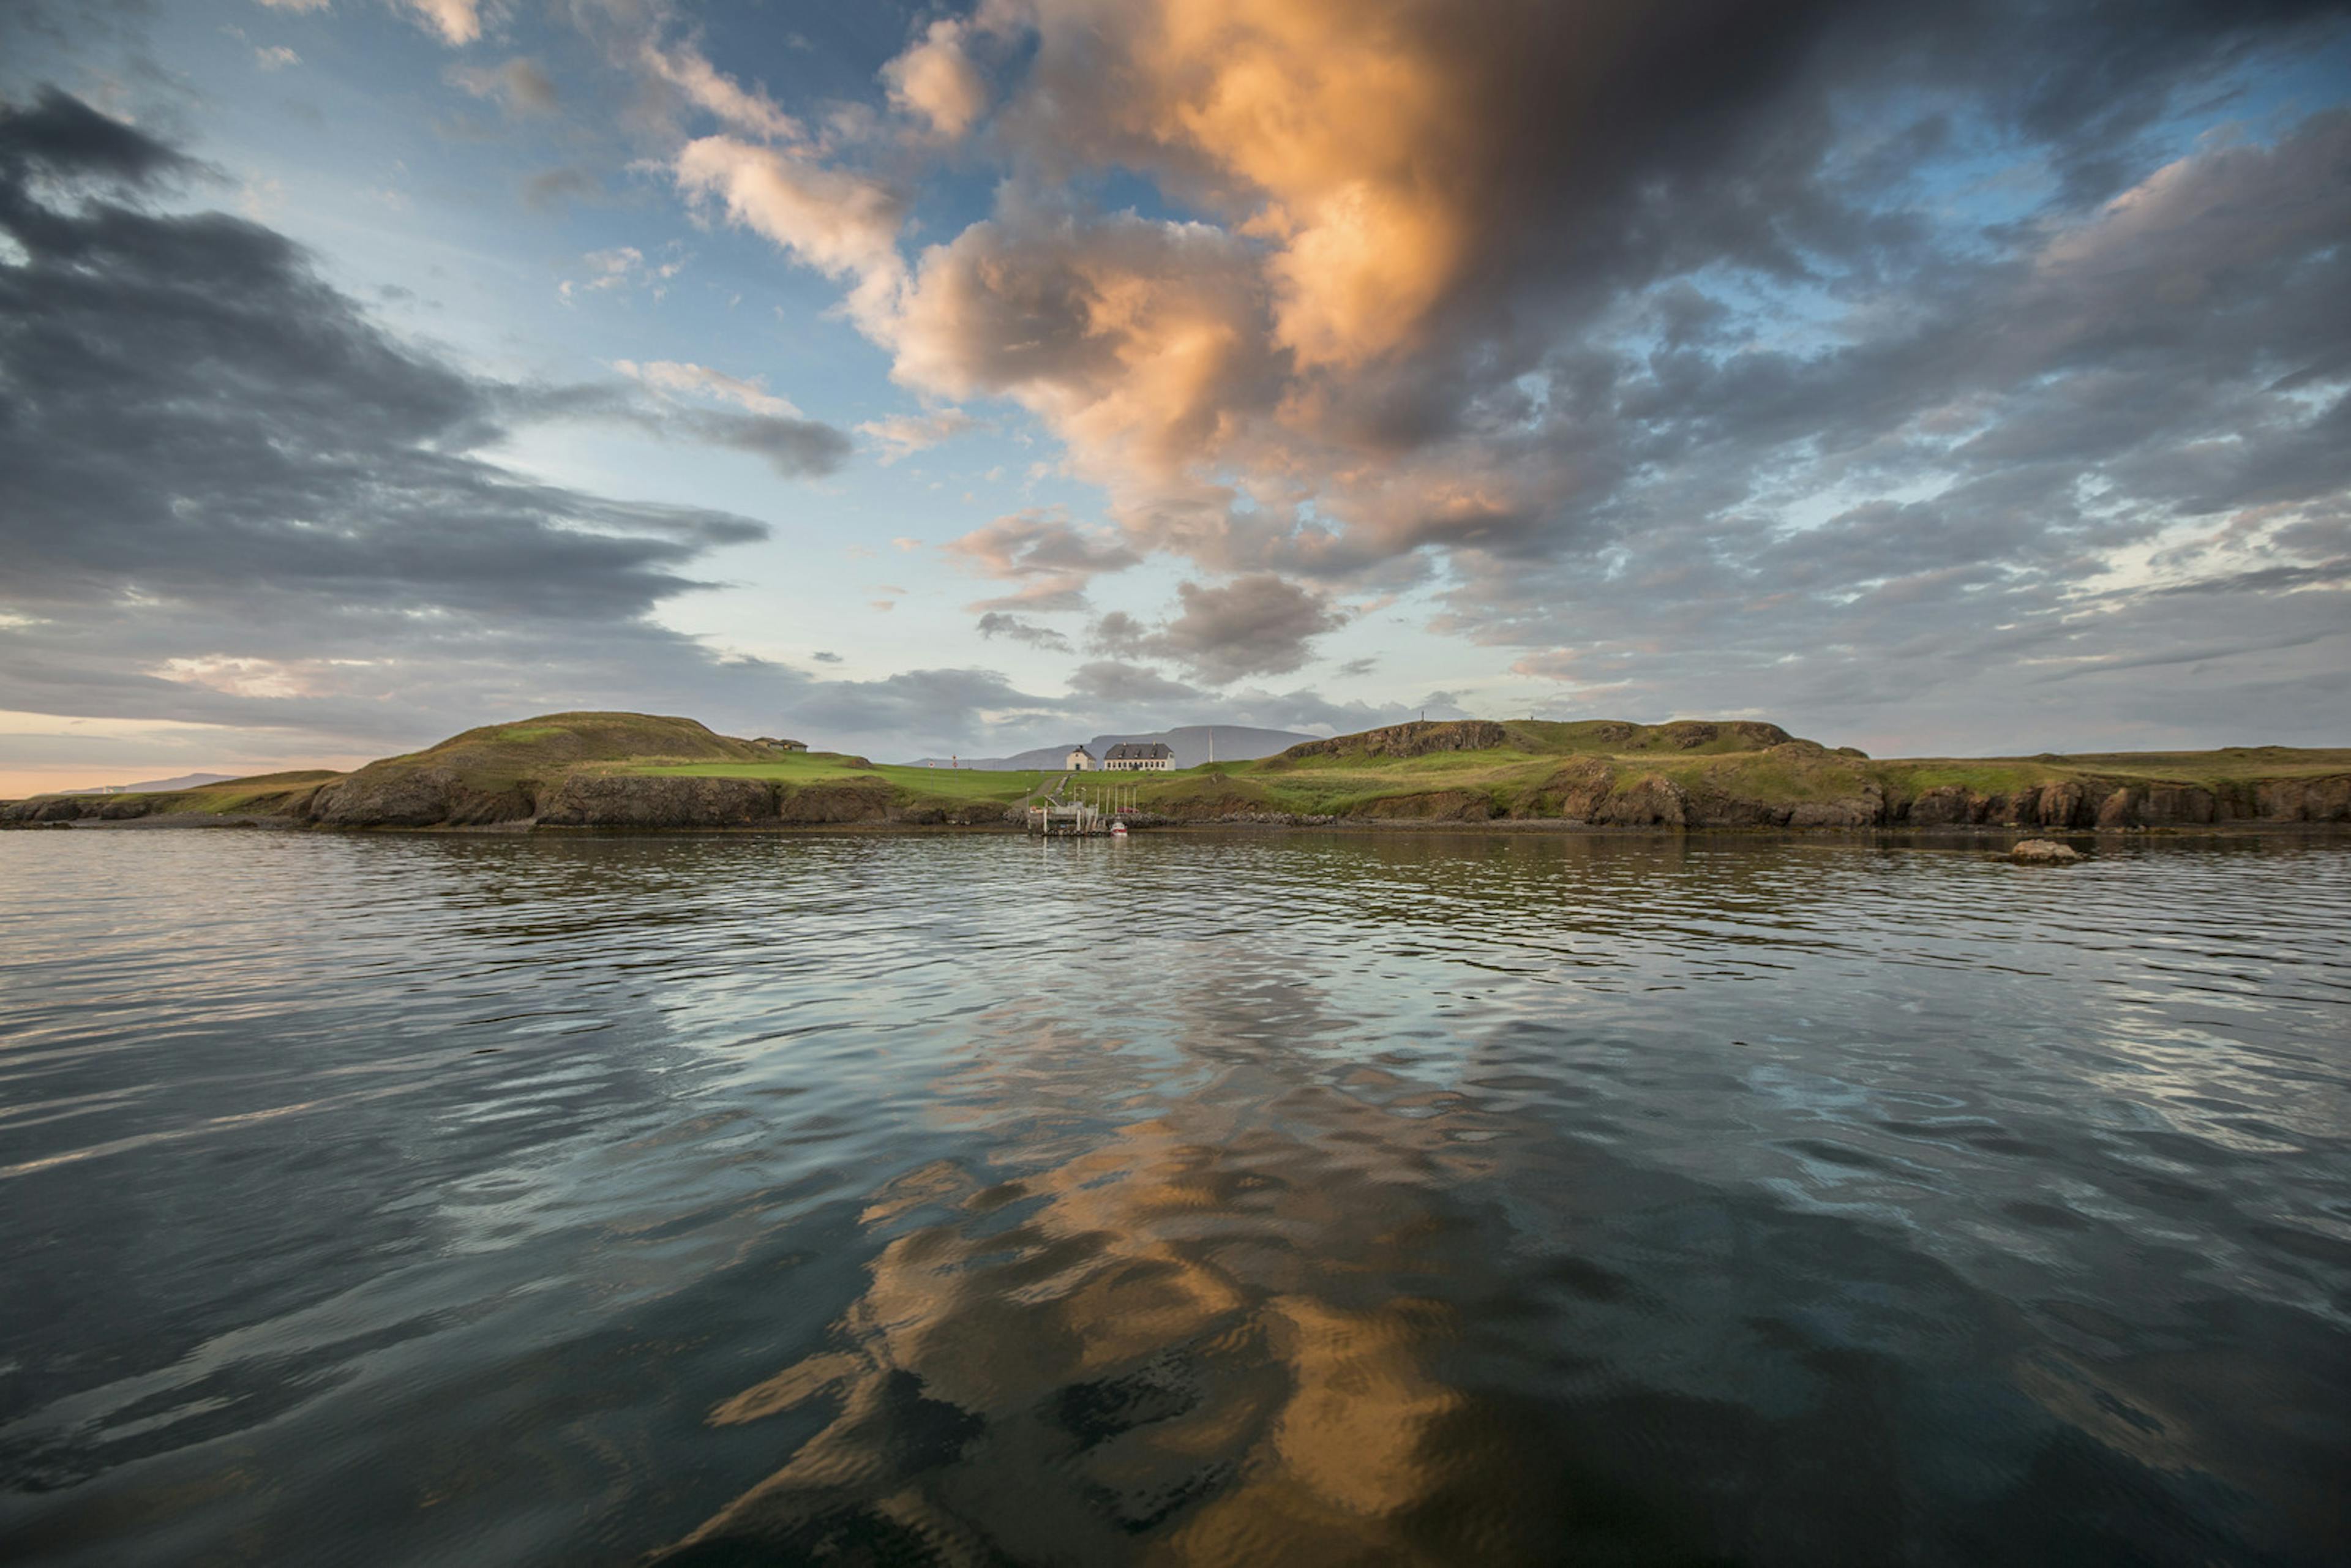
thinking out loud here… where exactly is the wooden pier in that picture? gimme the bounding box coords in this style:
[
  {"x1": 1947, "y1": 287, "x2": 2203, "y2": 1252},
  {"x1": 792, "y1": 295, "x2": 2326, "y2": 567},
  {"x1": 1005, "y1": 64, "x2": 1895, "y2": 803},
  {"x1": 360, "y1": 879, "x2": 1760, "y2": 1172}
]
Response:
[{"x1": 1026, "y1": 778, "x2": 1141, "y2": 836}]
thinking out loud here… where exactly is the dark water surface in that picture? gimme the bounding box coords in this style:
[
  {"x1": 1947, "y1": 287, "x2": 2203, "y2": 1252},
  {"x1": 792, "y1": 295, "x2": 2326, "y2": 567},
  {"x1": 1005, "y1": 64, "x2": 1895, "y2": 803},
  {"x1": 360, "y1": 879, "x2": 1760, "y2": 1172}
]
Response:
[{"x1": 2, "y1": 830, "x2": 2348, "y2": 1566}]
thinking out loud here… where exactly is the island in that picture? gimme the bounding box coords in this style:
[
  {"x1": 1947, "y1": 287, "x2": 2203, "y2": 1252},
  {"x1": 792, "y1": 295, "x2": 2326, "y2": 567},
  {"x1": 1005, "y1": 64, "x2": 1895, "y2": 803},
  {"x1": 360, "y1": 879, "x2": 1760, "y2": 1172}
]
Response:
[{"x1": 5, "y1": 711, "x2": 2347, "y2": 831}]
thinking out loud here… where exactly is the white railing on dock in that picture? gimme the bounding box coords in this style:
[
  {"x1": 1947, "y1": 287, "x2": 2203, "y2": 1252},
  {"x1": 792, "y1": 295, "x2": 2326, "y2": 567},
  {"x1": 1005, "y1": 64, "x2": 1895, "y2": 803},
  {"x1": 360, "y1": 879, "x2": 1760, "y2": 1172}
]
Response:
[{"x1": 1025, "y1": 781, "x2": 1141, "y2": 836}]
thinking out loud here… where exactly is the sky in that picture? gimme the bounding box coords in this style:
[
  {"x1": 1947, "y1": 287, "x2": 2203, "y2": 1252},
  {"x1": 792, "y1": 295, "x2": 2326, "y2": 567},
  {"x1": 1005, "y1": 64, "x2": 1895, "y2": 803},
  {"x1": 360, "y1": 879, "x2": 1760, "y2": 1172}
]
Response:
[{"x1": 2, "y1": 0, "x2": 2348, "y2": 793}]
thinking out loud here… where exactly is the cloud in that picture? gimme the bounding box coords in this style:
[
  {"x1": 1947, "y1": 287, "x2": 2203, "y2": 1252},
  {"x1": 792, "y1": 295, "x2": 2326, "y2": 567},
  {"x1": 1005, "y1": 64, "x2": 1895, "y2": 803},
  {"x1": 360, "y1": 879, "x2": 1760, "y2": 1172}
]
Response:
[
  {"x1": 672, "y1": 135, "x2": 904, "y2": 328},
  {"x1": 888, "y1": 204, "x2": 1280, "y2": 560},
  {"x1": 503, "y1": 364, "x2": 850, "y2": 479},
  {"x1": 1079, "y1": 576, "x2": 1346, "y2": 686},
  {"x1": 522, "y1": 165, "x2": 598, "y2": 210},
  {"x1": 1509, "y1": 648, "x2": 1634, "y2": 687},
  {"x1": 0, "y1": 88, "x2": 825, "y2": 756},
  {"x1": 152, "y1": 655, "x2": 318, "y2": 700},
  {"x1": 254, "y1": 46, "x2": 301, "y2": 71},
  {"x1": 0, "y1": 84, "x2": 201, "y2": 187},
  {"x1": 666, "y1": 410, "x2": 852, "y2": 478},
  {"x1": 616, "y1": 358, "x2": 800, "y2": 418},
  {"x1": 975, "y1": 612, "x2": 1073, "y2": 653},
  {"x1": 0, "y1": 92, "x2": 1421, "y2": 778},
  {"x1": 881, "y1": 18, "x2": 989, "y2": 140},
  {"x1": 780, "y1": 666, "x2": 1065, "y2": 748},
  {"x1": 25, "y1": 0, "x2": 2351, "y2": 762},
  {"x1": 1150, "y1": 574, "x2": 1348, "y2": 685},
  {"x1": 1053, "y1": 660, "x2": 1429, "y2": 738},
  {"x1": 1087, "y1": 610, "x2": 1147, "y2": 655},
  {"x1": 448, "y1": 56, "x2": 556, "y2": 116},
  {"x1": 255, "y1": 0, "x2": 328, "y2": 10},
  {"x1": 770, "y1": 659, "x2": 1423, "y2": 762},
  {"x1": 402, "y1": 0, "x2": 481, "y2": 48},
  {"x1": 995, "y1": 0, "x2": 1477, "y2": 373},
  {"x1": 658, "y1": 0, "x2": 2325, "y2": 748},
  {"x1": 942, "y1": 508, "x2": 1141, "y2": 612},
  {"x1": 857, "y1": 408, "x2": 982, "y2": 463},
  {"x1": 1065, "y1": 660, "x2": 1201, "y2": 707},
  {"x1": 640, "y1": 30, "x2": 801, "y2": 142},
  {"x1": 560, "y1": 244, "x2": 686, "y2": 301}
]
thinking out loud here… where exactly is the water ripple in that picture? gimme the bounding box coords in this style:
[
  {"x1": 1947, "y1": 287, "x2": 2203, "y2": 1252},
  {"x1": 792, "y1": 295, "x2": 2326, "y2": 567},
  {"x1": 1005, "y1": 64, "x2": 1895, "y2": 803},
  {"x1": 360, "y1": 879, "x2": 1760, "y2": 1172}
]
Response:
[{"x1": 0, "y1": 830, "x2": 2346, "y2": 1564}]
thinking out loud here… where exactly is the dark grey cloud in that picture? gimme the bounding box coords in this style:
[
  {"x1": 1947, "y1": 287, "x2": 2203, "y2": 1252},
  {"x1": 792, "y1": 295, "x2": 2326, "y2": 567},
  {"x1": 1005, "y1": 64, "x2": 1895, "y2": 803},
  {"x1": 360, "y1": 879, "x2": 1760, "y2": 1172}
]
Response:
[
  {"x1": 1152, "y1": 575, "x2": 1346, "y2": 685},
  {"x1": 496, "y1": 375, "x2": 852, "y2": 481},
  {"x1": 522, "y1": 165, "x2": 601, "y2": 211},
  {"x1": 0, "y1": 83, "x2": 198, "y2": 187},
  {"x1": 1054, "y1": 656, "x2": 1405, "y2": 735},
  {"x1": 975, "y1": 612, "x2": 1073, "y2": 652},
  {"x1": 0, "y1": 88, "x2": 871, "y2": 761},
  {"x1": 448, "y1": 58, "x2": 560, "y2": 118},
  {"x1": 1078, "y1": 579, "x2": 1345, "y2": 686},
  {"x1": 669, "y1": 408, "x2": 853, "y2": 478},
  {"x1": 779, "y1": 667, "x2": 1067, "y2": 749},
  {"x1": 0, "y1": 112, "x2": 761, "y2": 621},
  {"x1": 1065, "y1": 660, "x2": 1202, "y2": 707},
  {"x1": 1412, "y1": 97, "x2": 2351, "y2": 749},
  {"x1": 1086, "y1": 610, "x2": 1147, "y2": 656}
]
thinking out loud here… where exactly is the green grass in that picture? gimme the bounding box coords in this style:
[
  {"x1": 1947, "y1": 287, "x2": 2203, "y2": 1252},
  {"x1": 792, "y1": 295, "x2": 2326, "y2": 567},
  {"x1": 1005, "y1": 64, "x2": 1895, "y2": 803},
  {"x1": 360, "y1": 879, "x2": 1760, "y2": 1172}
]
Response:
[
  {"x1": 1871, "y1": 749, "x2": 2351, "y2": 800},
  {"x1": 2008, "y1": 748, "x2": 2351, "y2": 782},
  {"x1": 22, "y1": 713, "x2": 2342, "y2": 825},
  {"x1": 615, "y1": 726, "x2": 2351, "y2": 820},
  {"x1": 628, "y1": 753, "x2": 1048, "y2": 805},
  {"x1": 70, "y1": 771, "x2": 345, "y2": 817}
]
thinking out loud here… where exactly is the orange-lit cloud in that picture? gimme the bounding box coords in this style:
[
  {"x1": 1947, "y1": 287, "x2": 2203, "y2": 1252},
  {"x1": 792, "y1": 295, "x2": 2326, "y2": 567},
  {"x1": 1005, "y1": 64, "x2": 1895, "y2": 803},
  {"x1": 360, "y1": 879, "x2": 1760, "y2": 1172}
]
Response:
[
  {"x1": 853, "y1": 0, "x2": 1581, "y2": 585},
  {"x1": 672, "y1": 135, "x2": 906, "y2": 328},
  {"x1": 882, "y1": 18, "x2": 989, "y2": 140},
  {"x1": 1060, "y1": 0, "x2": 1471, "y2": 369}
]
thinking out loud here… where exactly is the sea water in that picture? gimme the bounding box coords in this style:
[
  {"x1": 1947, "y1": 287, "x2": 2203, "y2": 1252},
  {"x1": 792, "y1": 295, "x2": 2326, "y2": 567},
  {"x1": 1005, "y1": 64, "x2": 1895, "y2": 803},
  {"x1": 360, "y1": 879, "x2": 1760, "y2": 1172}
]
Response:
[{"x1": 2, "y1": 829, "x2": 2347, "y2": 1564}]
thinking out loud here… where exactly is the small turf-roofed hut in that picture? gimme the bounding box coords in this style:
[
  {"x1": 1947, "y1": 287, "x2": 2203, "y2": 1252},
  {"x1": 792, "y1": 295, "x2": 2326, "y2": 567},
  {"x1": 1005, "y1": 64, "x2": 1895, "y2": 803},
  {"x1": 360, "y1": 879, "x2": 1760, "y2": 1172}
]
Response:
[{"x1": 1104, "y1": 742, "x2": 1175, "y2": 771}]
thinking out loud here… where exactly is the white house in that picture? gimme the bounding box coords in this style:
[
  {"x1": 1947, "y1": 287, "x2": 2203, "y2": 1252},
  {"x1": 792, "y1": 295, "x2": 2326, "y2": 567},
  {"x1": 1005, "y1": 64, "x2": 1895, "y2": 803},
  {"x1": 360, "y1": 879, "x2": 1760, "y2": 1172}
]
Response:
[
  {"x1": 1103, "y1": 742, "x2": 1175, "y2": 771},
  {"x1": 1064, "y1": 745, "x2": 1097, "y2": 771}
]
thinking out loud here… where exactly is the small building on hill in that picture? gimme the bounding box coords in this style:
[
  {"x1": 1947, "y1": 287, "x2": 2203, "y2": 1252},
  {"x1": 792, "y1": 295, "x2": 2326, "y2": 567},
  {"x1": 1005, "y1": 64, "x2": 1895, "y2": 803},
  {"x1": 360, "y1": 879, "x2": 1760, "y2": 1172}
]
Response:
[
  {"x1": 754, "y1": 737, "x2": 809, "y2": 752},
  {"x1": 1104, "y1": 742, "x2": 1175, "y2": 771},
  {"x1": 1065, "y1": 745, "x2": 1097, "y2": 771}
]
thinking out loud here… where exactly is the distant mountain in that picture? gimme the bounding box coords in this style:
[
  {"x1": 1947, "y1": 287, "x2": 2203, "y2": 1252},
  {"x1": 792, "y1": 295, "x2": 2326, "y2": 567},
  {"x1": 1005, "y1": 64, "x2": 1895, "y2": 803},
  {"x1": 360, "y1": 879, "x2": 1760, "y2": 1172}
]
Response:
[
  {"x1": 909, "y1": 724, "x2": 1314, "y2": 771},
  {"x1": 62, "y1": 772, "x2": 239, "y2": 795}
]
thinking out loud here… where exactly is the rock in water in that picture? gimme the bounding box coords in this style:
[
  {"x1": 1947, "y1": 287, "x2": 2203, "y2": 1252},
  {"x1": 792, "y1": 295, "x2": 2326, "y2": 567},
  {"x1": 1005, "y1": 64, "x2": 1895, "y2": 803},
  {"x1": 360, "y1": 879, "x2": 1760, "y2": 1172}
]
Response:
[{"x1": 2010, "y1": 839, "x2": 2082, "y2": 865}]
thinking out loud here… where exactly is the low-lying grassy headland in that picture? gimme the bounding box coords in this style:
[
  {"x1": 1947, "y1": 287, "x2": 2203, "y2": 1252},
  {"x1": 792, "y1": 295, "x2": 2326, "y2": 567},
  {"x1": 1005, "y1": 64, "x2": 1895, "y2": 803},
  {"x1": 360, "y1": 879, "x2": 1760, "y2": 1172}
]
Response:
[{"x1": 5, "y1": 713, "x2": 2345, "y2": 831}]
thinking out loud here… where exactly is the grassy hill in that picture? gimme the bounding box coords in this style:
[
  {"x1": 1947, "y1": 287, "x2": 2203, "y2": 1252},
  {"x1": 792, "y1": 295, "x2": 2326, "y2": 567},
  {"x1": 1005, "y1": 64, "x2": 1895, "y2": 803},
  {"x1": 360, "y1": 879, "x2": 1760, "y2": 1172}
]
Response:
[
  {"x1": 615, "y1": 718, "x2": 2347, "y2": 828},
  {"x1": 307, "y1": 712, "x2": 776, "y2": 826},
  {"x1": 6, "y1": 713, "x2": 2345, "y2": 830}
]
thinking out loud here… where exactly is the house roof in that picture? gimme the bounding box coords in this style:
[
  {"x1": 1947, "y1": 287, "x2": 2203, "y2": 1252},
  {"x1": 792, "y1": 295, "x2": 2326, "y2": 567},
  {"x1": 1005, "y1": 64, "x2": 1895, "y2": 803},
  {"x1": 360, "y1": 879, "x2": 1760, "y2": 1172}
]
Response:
[
  {"x1": 1065, "y1": 744, "x2": 1096, "y2": 756},
  {"x1": 1104, "y1": 742, "x2": 1174, "y2": 759}
]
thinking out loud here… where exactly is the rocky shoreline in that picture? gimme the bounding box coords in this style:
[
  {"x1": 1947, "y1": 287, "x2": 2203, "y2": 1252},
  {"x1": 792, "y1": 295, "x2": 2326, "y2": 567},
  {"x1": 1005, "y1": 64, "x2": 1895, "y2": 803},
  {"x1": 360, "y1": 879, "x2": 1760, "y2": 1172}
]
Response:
[
  {"x1": 9, "y1": 711, "x2": 2345, "y2": 835},
  {"x1": 9, "y1": 766, "x2": 2347, "y2": 833}
]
